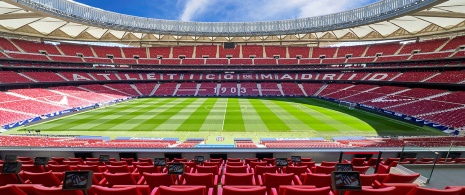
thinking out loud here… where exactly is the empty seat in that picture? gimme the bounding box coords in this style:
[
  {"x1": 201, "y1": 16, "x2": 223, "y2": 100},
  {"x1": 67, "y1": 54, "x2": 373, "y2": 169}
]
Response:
[
  {"x1": 320, "y1": 161, "x2": 338, "y2": 166},
  {"x1": 23, "y1": 171, "x2": 61, "y2": 187},
  {"x1": 250, "y1": 161, "x2": 268, "y2": 169},
  {"x1": 33, "y1": 185, "x2": 84, "y2": 195},
  {"x1": 219, "y1": 186, "x2": 267, "y2": 195},
  {"x1": 313, "y1": 166, "x2": 335, "y2": 174},
  {"x1": 152, "y1": 186, "x2": 210, "y2": 195},
  {"x1": 121, "y1": 158, "x2": 135, "y2": 165},
  {"x1": 21, "y1": 165, "x2": 45, "y2": 173},
  {"x1": 259, "y1": 173, "x2": 299, "y2": 194},
  {"x1": 284, "y1": 166, "x2": 309, "y2": 176},
  {"x1": 0, "y1": 174, "x2": 23, "y2": 185},
  {"x1": 351, "y1": 158, "x2": 367, "y2": 166},
  {"x1": 140, "y1": 173, "x2": 175, "y2": 189},
  {"x1": 135, "y1": 165, "x2": 161, "y2": 176},
  {"x1": 0, "y1": 185, "x2": 27, "y2": 195},
  {"x1": 222, "y1": 173, "x2": 256, "y2": 186},
  {"x1": 92, "y1": 186, "x2": 142, "y2": 195},
  {"x1": 225, "y1": 165, "x2": 249, "y2": 173},
  {"x1": 109, "y1": 161, "x2": 128, "y2": 166},
  {"x1": 227, "y1": 161, "x2": 245, "y2": 166},
  {"x1": 382, "y1": 173, "x2": 420, "y2": 183},
  {"x1": 100, "y1": 172, "x2": 137, "y2": 187},
  {"x1": 106, "y1": 165, "x2": 131, "y2": 173},
  {"x1": 301, "y1": 173, "x2": 331, "y2": 188},
  {"x1": 183, "y1": 173, "x2": 218, "y2": 194},
  {"x1": 278, "y1": 186, "x2": 331, "y2": 195},
  {"x1": 48, "y1": 164, "x2": 72, "y2": 172},
  {"x1": 406, "y1": 187, "x2": 462, "y2": 195},
  {"x1": 353, "y1": 166, "x2": 370, "y2": 174},
  {"x1": 344, "y1": 186, "x2": 396, "y2": 195}
]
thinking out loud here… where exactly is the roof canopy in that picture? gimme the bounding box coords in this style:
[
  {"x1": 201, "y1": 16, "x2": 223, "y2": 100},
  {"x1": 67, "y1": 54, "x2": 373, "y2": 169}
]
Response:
[{"x1": 0, "y1": 0, "x2": 464, "y2": 43}]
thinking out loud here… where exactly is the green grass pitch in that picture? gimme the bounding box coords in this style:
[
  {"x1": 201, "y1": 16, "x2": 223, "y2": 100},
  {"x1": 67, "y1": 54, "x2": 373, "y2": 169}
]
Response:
[{"x1": 5, "y1": 98, "x2": 444, "y2": 144}]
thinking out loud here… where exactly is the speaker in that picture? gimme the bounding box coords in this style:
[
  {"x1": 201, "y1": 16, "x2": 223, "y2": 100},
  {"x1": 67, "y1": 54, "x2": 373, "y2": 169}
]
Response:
[{"x1": 224, "y1": 42, "x2": 235, "y2": 49}]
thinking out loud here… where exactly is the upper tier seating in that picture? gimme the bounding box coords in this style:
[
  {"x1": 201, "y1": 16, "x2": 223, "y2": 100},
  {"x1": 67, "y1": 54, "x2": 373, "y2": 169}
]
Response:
[
  {"x1": 196, "y1": 45, "x2": 218, "y2": 58},
  {"x1": 219, "y1": 45, "x2": 241, "y2": 58},
  {"x1": 441, "y1": 35, "x2": 465, "y2": 51},
  {"x1": 172, "y1": 46, "x2": 194, "y2": 58},
  {"x1": 0, "y1": 71, "x2": 33, "y2": 83},
  {"x1": 122, "y1": 47, "x2": 147, "y2": 58},
  {"x1": 312, "y1": 47, "x2": 337, "y2": 58},
  {"x1": 426, "y1": 71, "x2": 465, "y2": 83},
  {"x1": 265, "y1": 46, "x2": 287, "y2": 58},
  {"x1": 336, "y1": 45, "x2": 367, "y2": 57},
  {"x1": 12, "y1": 40, "x2": 60, "y2": 55},
  {"x1": 288, "y1": 47, "x2": 310, "y2": 58},
  {"x1": 149, "y1": 47, "x2": 171, "y2": 58},
  {"x1": 399, "y1": 39, "x2": 448, "y2": 54},
  {"x1": 392, "y1": 72, "x2": 438, "y2": 82},
  {"x1": 20, "y1": 72, "x2": 66, "y2": 82},
  {"x1": 58, "y1": 44, "x2": 94, "y2": 57},
  {"x1": 242, "y1": 45, "x2": 263, "y2": 58},
  {"x1": 92, "y1": 46, "x2": 122, "y2": 58},
  {"x1": 365, "y1": 43, "x2": 401, "y2": 56},
  {"x1": 0, "y1": 37, "x2": 19, "y2": 51}
]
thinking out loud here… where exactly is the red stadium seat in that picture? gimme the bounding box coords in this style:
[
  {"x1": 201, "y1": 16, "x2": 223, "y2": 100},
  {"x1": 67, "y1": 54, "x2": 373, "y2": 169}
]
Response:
[
  {"x1": 219, "y1": 186, "x2": 268, "y2": 195},
  {"x1": 222, "y1": 173, "x2": 256, "y2": 186},
  {"x1": 313, "y1": 166, "x2": 335, "y2": 174},
  {"x1": 100, "y1": 172, "x2": 137, "y2": 187},
  {"x1": 32, "y1": 185, "x2": 84, "y2": 195},
  {"x1": 0, "y1": 185, "x2": 27, "y2": 195},
  {"x1": 0, "y1": 173, "x2": 24, "y2": 185},
  {"x1": 135, "y1": 165, "x2": 161, "y2": 176},
  {"x1": 344, "y1": 186, "x2": 396, "y2": 195},
  {"x1": 121, "y1": 158, "x2": 135, "y2": 165},
  {"x1": 226, "y1": 161, "x2": 245, "y2": 166},
  {"x1": 92, "y1": 186, "x2": 142, "y2": 195},
  {"x1": 106, "y1": 165, "x2": 131, "y2": 173},
  {"x1": 139, "y1": 173, "x2": 175, "y2": 189},
  {"x1": 320, "y1": 161, "x2": 338, "y2": 166},
  {"x1": 406, "y1": 187, "x2": 462, "y2": 195},
  {"x1": 301, "y1": 173, "x2": 332, "y2": 188},
  {"x1": 284, "y1": 166, "x2": 310, "y2": 176},
  {"x1": 245, "y1": 158, "x2": 259, "y2": 165},
  {"x1": 278, "y1": 186, "x2": 331, "y2": 195},
  {"x1": 258, "y1": 173, "x2": 300, "y2": 194},
  {"x1": 353, "y1": 166, "x2": 370, "y2": 174},
  {"x1": 381, "y1": 173, "x2": 420, "y2": 183},
  {"x1": 350, "y1": 158, "x2": 367, "y2": 166},
  {"x1": 23, "y1": 171, "x2": 61, "y2": 187},
  {"x1": 196, "y1": 165, "x2": 221, "y2": 176},
  {"x1": 21, "y1": 165, "x2": 45, "y2": 173},
  {"x1": 182, "y1": 173, "x2": 218, "y2": 193},
  {"x1": 250, "y1": 161, "x2": 268, "y2": 170},
  {"x1": 225, "y1": 165, "x2": 249, "y2": 173},
  {"x1": 152, "y1": 186, "x2": 210, "y2": 195},
  {"x1": 48, "y1": 164, "x2": 72, "y2": 172},
  {"x1": 109, "y1": 161, "x2": 128, "y2": 166}
]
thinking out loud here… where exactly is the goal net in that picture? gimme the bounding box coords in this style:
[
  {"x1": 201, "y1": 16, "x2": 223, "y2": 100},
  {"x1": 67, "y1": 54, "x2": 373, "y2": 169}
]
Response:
[{"x1": 339, "y1": 101, "x2": 357, "y2": 109}]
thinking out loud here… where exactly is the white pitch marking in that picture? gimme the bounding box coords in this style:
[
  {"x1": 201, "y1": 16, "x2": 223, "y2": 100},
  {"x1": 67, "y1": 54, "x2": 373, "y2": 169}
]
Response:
[{"x1": 220, "y1": 98, "x2": 228, "y2": 132}]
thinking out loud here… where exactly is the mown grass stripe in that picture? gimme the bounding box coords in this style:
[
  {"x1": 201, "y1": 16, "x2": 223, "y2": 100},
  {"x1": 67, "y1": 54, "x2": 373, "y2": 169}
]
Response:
[
  {"x1": 248, "y1": 99, "x2": 290, "y2": 131},
  {"x1": 131, "y1": 98, "x2": 197, "y2": 131},
  {"x1": 199, "y1": 98, "x2": 227, "y2": 131},
  {"x1": 176, "y1": 98, "x2": 218, "y2": 131},
  {"x1": 154, "y1": 98, "x2": 208, "y2": 131},
  {"x1": 223, "y1": 98, "x2": 246, "y2": 132},
  {"x1": 237, "y1": 98, "x2": 268, "y2": 131}
]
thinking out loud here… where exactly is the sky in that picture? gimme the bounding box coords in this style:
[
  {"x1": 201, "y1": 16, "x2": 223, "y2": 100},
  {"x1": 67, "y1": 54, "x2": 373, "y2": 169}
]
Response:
[{"x1": 71, "y1": 0, "x2": 378, "y2": 22}]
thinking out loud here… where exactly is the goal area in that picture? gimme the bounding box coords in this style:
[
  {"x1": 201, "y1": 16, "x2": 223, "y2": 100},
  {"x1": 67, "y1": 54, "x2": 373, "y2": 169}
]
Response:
[{"x1": 339, "y1": 101, "x2": 357, "y2": 109}]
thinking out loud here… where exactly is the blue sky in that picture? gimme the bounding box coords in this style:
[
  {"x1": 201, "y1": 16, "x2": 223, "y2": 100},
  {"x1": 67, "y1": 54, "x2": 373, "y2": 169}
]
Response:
[{"x1": 72, "y1": 0, "x2": 378, "y2": 22}]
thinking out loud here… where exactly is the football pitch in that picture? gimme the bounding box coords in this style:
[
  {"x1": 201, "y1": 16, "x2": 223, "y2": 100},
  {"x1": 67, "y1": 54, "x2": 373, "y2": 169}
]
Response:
[{"x1": 6, "y1": 98, "x2": 444, "y2": 144}]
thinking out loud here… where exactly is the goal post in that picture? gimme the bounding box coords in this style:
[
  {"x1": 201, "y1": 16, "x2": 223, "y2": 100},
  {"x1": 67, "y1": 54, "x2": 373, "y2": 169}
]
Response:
[{"x1": 339, "y1": 100, "x2": 357, "y2": 109}]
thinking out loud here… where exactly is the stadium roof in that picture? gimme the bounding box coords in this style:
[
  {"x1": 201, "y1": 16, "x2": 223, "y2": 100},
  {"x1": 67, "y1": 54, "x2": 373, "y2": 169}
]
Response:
[{"x1": 0, "y1": 0, "x2": 464, "y2": 43}]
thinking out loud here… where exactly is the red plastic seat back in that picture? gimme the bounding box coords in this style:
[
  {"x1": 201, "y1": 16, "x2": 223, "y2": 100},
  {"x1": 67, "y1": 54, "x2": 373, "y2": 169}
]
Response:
[
  {"x1": 263, "y1": 158, "x2": 276, "y2": 166},
  {"x1": 51, "y1": 157, "x2": 65, "y2": 165},
  {"x1": 103, "y1": 172, "x2": 137, "y2": 187},
  {"x1": 0, "y1": 185, "x2": 27, "y2": 195},
  {"x1": 314, "y1": 166, "x2": 335, "y2": 174},
  {"x1": 109, "y1": 161, "x2": 128, "y2": 166},
  {"x1": 23, "y1": 171, "x2": 61, "y2": 187},
  {"x1": 225, "y1": 165, "x2": 248, "y2": 173},
  {"x1": 280, "y1": 186, "x2": 330, "y2": 195},
  {"x1": 48, "y1": 164, "x2": 72, "y2": 172},
  {"x1": 285, "y1": 166, "x2": 308, "y2": 176},
  {"x1": 132, "y1": 162, "x2": 151, "y2": 166},
  {"x1": 137, "y1": 165, "x2": 160, "y2": 176},
  {"x1": 157, "y1": 186, "x2": 205, "y2": 195},
  {"x1": 0, "y1": 174, "x2": 23, "y2": 185},
  {"x1": 68, "y1": 158, "x2": 84, "y2": 165},
  {"x1": 359, "y1": 174, "x2": 378, "y2": 186},
  {"x1": 21, "y1": 165, "x2": 45, "y2": 173},
  {"x1": 262, "y1": 173, "x2": 295, "y2": 191},
  {"x1": 203, "y1": 161, "x2": 221, "y2": 167},
  {"x1": 196, "y1": 165, "x2": 218, "y2": 175},
  {"x1": 227, "y1": 158, "x2": 241, "y2": 162},
  {"x1": 382, "y1": 173, "x2": 420, "y2": 183},
  {"x1": 302, "y1": 173, "x2": 331, "y2": 188},
  {"x1": 245, "y1": 158, "x2": 258, "y2": 165},
  {"x1": 250, "y1": 162, "x2": 267, "y2": 170},
  {"x1": 63, "y1": 161, "x2": 80, "y2": 166},
  {"x1": 173, "y1": 158, "x2": 187, "y2": 162},
  {"x1": 226, "y1": 161, "x2": 244, "y2": 166},
  {"x1": 92, "y1": 186, "x2": 142, "y2": 195},
  {"x1": 254, "y1": 166, "x2": 277, "y2": 176},
  {"x1": 298, "y1": 161, "x2": 316, "y2": 169},
  {"x1": 320, "y1": 161, "x2": 338, "y2": 166},
  {"x1": 345, "y1": 186, "x2": 396, "y2": 195},
  {"x1": 222, "y1": 186, "x2": 266, "y2": 195},
  {"x1": 183, "y1": 173, "x2": 214, "y2": 187},
  {"x1": 384, "y1": 158, "x2": 400, "y2": 165},
  {"x1": 77, "y1": 165, "x2": 102, "y2": 172},
  {"x1": 223, "y1": 173, "x2": 254, "y2": 186},
  {"x1": 353, "y1": 166, "x2": 370, "y2": 174},
  {"x1": 106, "y1": 165, "x2": 131, "y2": 173},
  {"x1": 406, "y1": 187, "x2": 462, "y2": 195},
  {"x1": 137, "y1": 158, "x2": 153, "y2": 165},
  {"x1": 120, "y1": 158, "x2": 134, "y2": 165},
  {"x1": 33, "y1": 186, "x2": 83, "y2": 195},
  {"x1": 143, "y1": 173, "x2": 175, "y2": 189},
  {"x1": 351, "y1": 158, "x2": 366, "y2": 166}
]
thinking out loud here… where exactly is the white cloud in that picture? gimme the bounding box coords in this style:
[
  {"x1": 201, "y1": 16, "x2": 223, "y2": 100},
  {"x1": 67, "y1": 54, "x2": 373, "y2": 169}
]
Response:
[
  {"x1": 178, "y1": 0, "x2": 375, "y2": 22},
  {"x1": 179, "y1": 0, "x2": 214, "y2": 21}
]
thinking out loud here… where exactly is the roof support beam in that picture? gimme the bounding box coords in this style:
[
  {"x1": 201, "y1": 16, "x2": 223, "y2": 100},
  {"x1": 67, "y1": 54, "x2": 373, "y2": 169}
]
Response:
[
  {"x1": 412, "y1": 11, "x2": 465, "y2": 18},
  {"x1": 0, "y1": 13, "x2": 42, "y2": 20}
]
